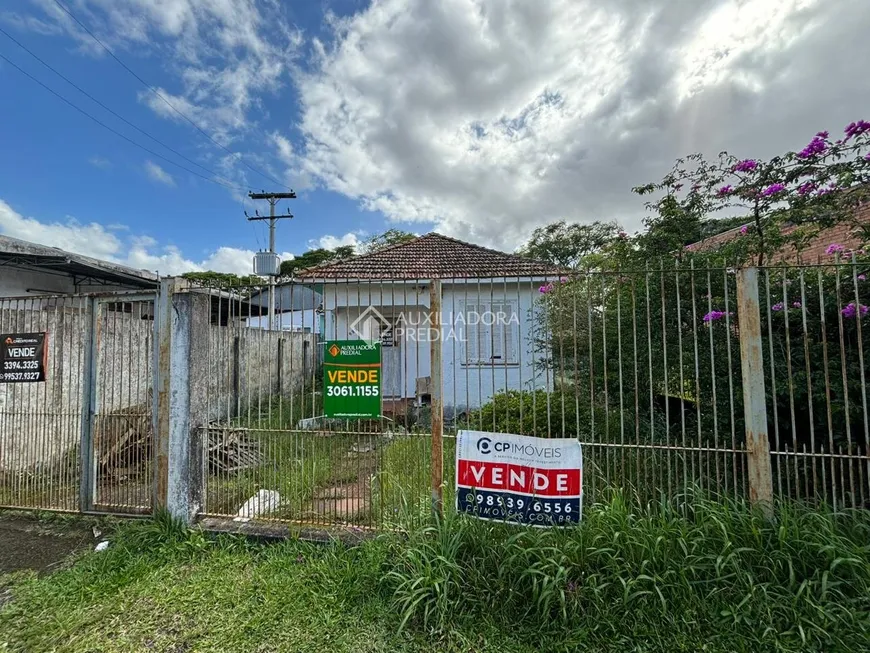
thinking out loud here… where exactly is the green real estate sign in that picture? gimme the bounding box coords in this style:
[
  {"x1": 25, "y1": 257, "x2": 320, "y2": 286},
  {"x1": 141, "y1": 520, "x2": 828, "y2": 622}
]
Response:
[{"x1": 323, "y1": 340, "x2": 382, "y2": 418}]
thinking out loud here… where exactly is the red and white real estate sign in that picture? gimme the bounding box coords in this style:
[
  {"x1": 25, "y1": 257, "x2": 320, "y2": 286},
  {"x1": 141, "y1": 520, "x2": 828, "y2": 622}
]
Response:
[{"x1": 455, "y1": 430, "x2": 582, "y2": 526}]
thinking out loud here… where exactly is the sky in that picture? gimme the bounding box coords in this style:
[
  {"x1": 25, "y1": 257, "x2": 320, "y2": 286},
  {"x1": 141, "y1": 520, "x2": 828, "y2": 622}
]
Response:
[{"x1": 0, "y1": 0, "x2": 869, "y2": 276}]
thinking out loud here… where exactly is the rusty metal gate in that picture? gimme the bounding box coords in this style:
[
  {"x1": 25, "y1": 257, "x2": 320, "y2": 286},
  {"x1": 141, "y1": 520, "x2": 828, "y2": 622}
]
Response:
[{"x1": 0, "y1": 292, "x2": 157, "y2": 515}]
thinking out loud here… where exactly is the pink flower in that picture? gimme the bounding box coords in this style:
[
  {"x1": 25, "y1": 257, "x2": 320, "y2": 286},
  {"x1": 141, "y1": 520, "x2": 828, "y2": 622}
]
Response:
[
  {"x1": 740, "y1": 225, "x2": 749, "y2": 235},
  {"x1": 703, "y1": 310, "x2": 732, "y2": 323},
  {"x1": 826, "y1": 243, "x2": 846, "y2": 255},
  {"x1": 733, "y1": 159, "x2": 758, "y2": 172},
  {"x1": 771, "y1": 302, "x2": 785, "y2": 312},
  {"x1": 797, "y1": 181, "x2": 816, "y2": 196},
  {"x1": 717, "y1": 185, "x2": 734, "y2": 197},
  {"x1": 797, "y1": 134, "x2": 828, "y2": 158},
  {"x1": 792, "y1": 301, "x2": 802, "y2": 309},
  {"x1": 844, "y1": 120, "x2": 870, "y2": 141},
  {"x1": 859, "y1": 274, "x2": 866, "y2": 281},
  {"x1": 841, "y1": 302, "x2": 869, "y2": 319},
  {"x1": 761, "y1": 183, "x2": 786, "y2": 197}
]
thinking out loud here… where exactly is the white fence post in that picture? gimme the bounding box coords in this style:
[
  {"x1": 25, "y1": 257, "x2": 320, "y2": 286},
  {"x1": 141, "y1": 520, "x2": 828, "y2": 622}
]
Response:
[
  {"x1": 736, "y1": 267, "x2": 774, "y2": 517},
  {"x1": 155, "y1": 276, "x2": 201, "y2": 523}
]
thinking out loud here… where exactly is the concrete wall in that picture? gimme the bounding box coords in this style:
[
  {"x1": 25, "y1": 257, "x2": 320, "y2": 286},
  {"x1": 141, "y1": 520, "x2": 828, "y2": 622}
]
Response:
[
  {"x1": 0, "y1": 290, "x2": 317, "y2": 472},
  {"x1": 0, "y1": 302, "x2": 153, "y2": 471},
  {"x1": 199, "y1": 315, "x2": 318, "y2": 427}
]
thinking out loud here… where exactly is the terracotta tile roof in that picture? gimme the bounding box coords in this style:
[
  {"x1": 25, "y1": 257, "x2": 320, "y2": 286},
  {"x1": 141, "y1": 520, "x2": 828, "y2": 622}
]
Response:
[
  {"x1": 296, "y1": 233, "x2": 562, "y2": 279},
  {"x1": 686, "y1": 201, "x2": 870, "y2": 264}
]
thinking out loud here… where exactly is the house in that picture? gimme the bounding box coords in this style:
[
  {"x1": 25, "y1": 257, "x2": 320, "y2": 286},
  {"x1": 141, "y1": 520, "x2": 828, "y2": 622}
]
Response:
[
  {"x1": 245, "y1": 284, "x2": 325, "y2": 334},
  {"x1": 0, "y1": 234, "x2": 159, "y2": 296},
  {"x1": 296, "y1": 233, "x2": 562, "y2": 416},
  {"x1": 686, "y1": 199, "x2": 870, "y2": 262}
]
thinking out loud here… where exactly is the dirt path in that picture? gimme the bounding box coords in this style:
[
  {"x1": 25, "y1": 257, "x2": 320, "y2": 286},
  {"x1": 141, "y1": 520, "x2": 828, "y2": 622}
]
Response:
[
  {"x1": 0, "y1": 515, "x2": 96, "y2": 575},
  {"x1": 303, "y1": 446, "x2": 381, "y2": 523}
]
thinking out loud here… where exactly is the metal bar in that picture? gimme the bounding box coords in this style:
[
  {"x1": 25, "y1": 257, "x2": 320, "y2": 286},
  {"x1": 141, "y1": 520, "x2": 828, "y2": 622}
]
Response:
[
  {"x1": 834, "y1": 258, "x2": 856, "y2": 505},
  {"x1": 429, "y1": 279, "x2": 443, "y2": 516},
  {"x1": 817, "y1": 268, "x2": 837, "y2": 509},
  {"x1": 78, "y1": 297, "x2": 99, "y2": 512},
  {"x1": 850, "y1": 253, "x2": 870, "y2": 507},
  {"x1": 736, "y1": 267, "x2": 773, "y2": 515}
]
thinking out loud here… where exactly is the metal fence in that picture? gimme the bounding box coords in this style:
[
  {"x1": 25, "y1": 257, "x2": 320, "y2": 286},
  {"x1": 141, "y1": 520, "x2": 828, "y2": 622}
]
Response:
[
  {"x1": 195, "y1": 262, "x2": 870, "y2": 528},
  {"x1": 0, "y1": 295, "x2": 86, "y2": 511},
  {"x1": 759, "y1": 262, "x2": 870, "y2": 509},
  {"x1": 2, "y1": 263, "x2": 868, "y2": 527},
  {"x1": 0, "y1": 293, "x2": 156, "y2": 515}
]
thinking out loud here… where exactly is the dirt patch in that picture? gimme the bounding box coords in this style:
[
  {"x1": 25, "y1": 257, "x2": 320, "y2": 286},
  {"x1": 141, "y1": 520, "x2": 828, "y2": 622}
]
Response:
[
  {"x1": 310, "y1": 483, "x2": 369, "y2": 520},
  {"x1": 303, "y1": 448, "x2": 380, "y2": 521},
  {"x1": 0, "y1": 515, "x2": 96, "y2": 575}
]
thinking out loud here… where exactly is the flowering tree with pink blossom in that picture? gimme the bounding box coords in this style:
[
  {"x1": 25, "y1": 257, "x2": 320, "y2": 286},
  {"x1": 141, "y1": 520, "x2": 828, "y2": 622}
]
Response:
[{"x1": 634, "y1": 120, "x2": 870, "y2": 265}]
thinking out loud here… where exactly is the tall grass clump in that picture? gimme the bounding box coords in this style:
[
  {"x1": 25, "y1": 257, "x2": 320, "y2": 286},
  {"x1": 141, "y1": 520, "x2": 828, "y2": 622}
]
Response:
[{"x1": 382, "y1": 491, "x2": 870, "y2": 650}]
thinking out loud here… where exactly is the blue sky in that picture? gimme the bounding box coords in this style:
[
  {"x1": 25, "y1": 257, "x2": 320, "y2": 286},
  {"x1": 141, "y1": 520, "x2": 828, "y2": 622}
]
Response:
[
  {"x1": 1, "y1": 0, "x2": 869, "y2": 275},
  {"x1": 0, "y1": 0, "x2": 419, "y2": 274}
]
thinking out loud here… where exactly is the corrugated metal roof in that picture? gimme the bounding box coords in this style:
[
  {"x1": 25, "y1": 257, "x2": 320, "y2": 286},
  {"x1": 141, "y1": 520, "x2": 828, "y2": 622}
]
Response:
[{"x1": 0, "y1": 234, "x2": 158, "y2": 288}]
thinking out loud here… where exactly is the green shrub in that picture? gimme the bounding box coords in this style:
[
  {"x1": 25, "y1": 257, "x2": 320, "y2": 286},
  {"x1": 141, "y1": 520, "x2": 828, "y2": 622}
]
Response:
[{"x1": 383, "y1": 492, "x2": 870, "y2": 650}]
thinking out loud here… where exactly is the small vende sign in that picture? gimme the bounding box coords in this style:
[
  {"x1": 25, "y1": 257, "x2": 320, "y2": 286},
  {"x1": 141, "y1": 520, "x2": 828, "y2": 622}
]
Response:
[
  {"x1": 456, "y1": 430, "x2": 582, "y2": 526},
  {"x1": 323, "y1": 340, "x2": 382, "y2": 418},
  {"x1": 0, "y1": 332, "x2": 47, "y2": 383}
]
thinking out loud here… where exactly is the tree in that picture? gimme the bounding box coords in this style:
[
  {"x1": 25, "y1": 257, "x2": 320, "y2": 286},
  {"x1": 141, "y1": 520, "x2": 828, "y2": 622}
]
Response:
[
  {"x1": 279, "y1": 230, "x2": 416, "y2": 277},
  {"x1": 519, "y1": 220, "x2": 623, "y2": 268},
  {"x1": 279, "y1": 246, "x2": 354, "y2": 277},
  {"x1": 360, "y1": 229, "x2": 416, "y2": 254},
  {"x1": 633, "y1": 120, "x2": 870, "y2": 265}
]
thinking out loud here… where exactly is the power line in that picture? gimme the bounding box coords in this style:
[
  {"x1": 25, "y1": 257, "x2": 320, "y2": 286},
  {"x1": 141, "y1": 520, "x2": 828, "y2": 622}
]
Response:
[
  {"x1": 0, "y1": 51, "x2": 246, "y2": 192},
  {"x1": 0, "y1": 26, "x2": 238, "y2": 188},
  {"x1": 51, "y1": 0, "x2": 293, "y2": 191}
]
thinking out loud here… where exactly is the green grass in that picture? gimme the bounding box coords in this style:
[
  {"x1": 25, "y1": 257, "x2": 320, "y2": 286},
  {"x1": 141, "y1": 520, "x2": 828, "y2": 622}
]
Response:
[
  {"x1": 204, "y1": 393, "x2": 387, "y2": 523},
  {"x1": 372, "y1": 435, "x2": 453, "y2": 529},
  {"x1": 3, "y1": 496, "x2": 869, "y2": 652},
  {"x1": 203, "y1": 429, "x2": 372, "y2": 520}
]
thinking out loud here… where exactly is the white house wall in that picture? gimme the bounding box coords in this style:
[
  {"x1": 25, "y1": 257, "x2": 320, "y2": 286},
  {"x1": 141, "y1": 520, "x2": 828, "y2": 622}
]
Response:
[
  {"x1": 322, "y1": 280, "x2": 551, "y2": 410},
  {"x1": 246, "y1": 309, "x2": 323, "y2": 334},
  {"x1": 441, "y1": 282, "x2": 550, "y2": 411}
]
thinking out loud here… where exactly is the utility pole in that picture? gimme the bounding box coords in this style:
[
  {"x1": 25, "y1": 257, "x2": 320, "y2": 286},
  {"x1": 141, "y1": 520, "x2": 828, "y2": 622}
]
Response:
[{"x1": 247, "y1": 191, "x2": 296, "y2": 330}]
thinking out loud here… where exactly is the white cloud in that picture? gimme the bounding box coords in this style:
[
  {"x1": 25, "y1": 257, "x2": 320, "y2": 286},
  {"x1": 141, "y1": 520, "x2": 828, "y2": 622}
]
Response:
[
  {"x1": 88, "y1": 156, "x2": 112, "y2": 169},
  {"x1": 1, "y1": 10, "x2": 63, "y2": 36},
  {"x1": 30, "y1": 0, "x2": 302, "y2": 147},
  {"x1": 0, "y1": 199, "x2": 122, "y2": 261},
  {"x1": 144, "y1": 160, "x2": 176, "y2": 186},
  {"x1": 0, "y1": 198, "x2": 287, "y2": 277},
  {"x1": 310, "y1": 232, "x2": 363, "y2": 251},
  {"x1": 292, "y1": 0, "x2": 870, "y2": 250}
]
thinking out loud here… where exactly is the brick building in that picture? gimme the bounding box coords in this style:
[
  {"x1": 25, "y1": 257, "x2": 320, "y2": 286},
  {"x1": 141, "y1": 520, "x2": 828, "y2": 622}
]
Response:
[{"x1": 686, "y1": 201, "x2": 870, "y2": 263}]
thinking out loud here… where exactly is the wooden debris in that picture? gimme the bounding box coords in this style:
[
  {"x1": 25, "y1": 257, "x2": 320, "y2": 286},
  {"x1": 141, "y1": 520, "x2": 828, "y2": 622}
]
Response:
[
  {"x1": 93, "y1": 404, "x2": 152, "y2": 484},
  {"x1": 207, "y1": 427, "x2": 263, "y2": 473}
]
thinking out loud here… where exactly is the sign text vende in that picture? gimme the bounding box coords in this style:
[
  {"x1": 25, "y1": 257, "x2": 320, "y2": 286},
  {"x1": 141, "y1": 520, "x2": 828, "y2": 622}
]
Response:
[
  {"x1": 456, "y1": 430, "x2": 582, "y2": 527},
  {"x1": 456, "y1": 460, "x2": 580, "y2": 495}
]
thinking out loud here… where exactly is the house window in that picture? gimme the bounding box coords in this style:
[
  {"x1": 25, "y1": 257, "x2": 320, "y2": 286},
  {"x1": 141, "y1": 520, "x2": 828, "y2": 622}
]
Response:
[{"x1": 463, "y1": 300, "x2": 519, "y2": 365}]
